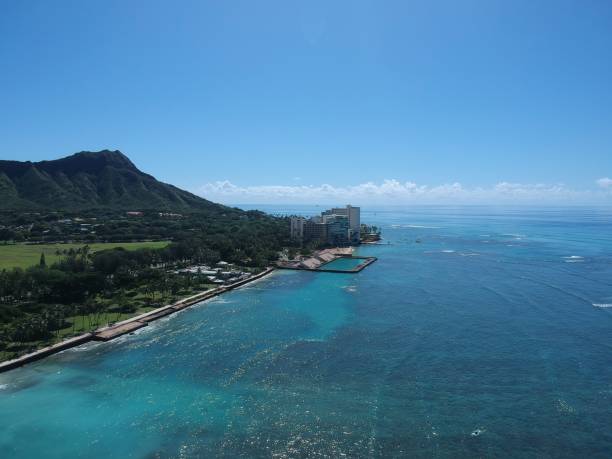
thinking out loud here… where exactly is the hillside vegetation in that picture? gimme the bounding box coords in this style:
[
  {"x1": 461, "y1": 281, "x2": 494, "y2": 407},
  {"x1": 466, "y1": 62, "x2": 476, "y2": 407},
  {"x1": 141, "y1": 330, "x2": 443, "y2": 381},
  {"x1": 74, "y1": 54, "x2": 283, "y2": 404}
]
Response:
[
  {"x1": 0, "y1": 150, "x2": 295, "y2": 362},
  {"x1": 0, "y1": 150, "x2": 230, "y2": 211}
]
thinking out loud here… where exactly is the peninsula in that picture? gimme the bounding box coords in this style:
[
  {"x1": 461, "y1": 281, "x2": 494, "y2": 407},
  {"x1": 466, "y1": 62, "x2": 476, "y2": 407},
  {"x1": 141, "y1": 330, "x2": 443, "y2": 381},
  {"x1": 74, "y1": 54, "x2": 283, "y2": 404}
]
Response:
[
  {"x1": 0, "y1": 151, "x2": 293, "y2": 363},
  {"x1": 0, "y1": 151, "x2": 380, "y2": 366}
]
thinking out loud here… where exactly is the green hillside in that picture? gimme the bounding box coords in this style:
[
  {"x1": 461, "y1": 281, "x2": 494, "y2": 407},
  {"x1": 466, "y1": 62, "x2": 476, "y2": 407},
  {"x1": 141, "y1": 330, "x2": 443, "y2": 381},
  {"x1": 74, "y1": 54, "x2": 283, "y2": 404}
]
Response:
[{"x1": 0, "y1": 150, "x2": 230, "y2": 212}]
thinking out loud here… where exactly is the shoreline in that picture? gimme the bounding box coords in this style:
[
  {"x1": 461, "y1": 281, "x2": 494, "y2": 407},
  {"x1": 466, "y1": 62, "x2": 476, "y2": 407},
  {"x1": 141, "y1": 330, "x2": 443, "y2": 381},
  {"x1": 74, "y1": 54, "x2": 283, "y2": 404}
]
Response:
[{"x1": 0, "y1": 267, "x2": 276, "y2": 374}]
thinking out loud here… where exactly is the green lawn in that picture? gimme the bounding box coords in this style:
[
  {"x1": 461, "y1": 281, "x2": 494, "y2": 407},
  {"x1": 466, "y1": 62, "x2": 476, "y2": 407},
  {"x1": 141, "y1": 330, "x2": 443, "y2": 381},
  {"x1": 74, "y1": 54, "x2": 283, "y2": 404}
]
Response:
[{"x1": 0, "y1": 241, "x2": 170, "y2": 269}]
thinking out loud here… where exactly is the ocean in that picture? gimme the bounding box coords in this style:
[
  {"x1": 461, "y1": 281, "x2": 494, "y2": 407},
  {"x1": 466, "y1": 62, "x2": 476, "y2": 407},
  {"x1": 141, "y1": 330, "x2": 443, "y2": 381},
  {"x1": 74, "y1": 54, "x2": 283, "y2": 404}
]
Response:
[{"x1": 1, "y1": 206, "x2": 612, "y2": 458}]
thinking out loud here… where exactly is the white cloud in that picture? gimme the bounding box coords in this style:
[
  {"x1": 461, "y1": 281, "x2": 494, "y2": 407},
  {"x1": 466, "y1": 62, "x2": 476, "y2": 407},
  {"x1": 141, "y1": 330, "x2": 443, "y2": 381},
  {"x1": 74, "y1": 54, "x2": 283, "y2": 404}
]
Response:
[
  {"x1": 195, "y1": 179, "x2": 608, "y2": 205},
  {"x1": 597, "y1": 177, "x2": 612, "y2": 189}
]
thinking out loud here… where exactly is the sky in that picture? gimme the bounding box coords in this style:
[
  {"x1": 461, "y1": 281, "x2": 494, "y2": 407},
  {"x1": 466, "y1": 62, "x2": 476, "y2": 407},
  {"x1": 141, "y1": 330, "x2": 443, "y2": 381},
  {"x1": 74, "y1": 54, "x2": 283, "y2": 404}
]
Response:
[{"x1": 1, "y1": 0, "x2": 611, "y2": 205}]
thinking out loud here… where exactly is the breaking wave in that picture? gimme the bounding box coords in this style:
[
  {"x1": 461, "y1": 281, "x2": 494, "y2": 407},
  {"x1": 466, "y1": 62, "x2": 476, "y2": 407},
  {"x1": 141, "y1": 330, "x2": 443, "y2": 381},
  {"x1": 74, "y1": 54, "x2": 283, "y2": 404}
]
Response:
[
  {"x1": 563, "y1": 256, "x2": 585, "y2": 263},
  {"x1": 403, "y1": 225, "x2": 441, "y2": 229}
]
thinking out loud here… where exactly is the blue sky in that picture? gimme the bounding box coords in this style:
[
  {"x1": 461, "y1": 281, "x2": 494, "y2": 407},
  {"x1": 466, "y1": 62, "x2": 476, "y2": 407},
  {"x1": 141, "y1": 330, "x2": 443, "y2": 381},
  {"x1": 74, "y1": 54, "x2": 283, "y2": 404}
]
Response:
[{"x1": 1, "y1": 0, "x2": 611, "y2": 204}]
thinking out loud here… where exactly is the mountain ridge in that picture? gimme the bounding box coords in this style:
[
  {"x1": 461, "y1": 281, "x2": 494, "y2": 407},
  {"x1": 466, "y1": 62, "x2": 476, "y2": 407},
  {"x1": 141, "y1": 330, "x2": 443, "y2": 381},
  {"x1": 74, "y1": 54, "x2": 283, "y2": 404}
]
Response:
[{"x1": 0, "y1": 150, "x2": 226, "y2": 212}]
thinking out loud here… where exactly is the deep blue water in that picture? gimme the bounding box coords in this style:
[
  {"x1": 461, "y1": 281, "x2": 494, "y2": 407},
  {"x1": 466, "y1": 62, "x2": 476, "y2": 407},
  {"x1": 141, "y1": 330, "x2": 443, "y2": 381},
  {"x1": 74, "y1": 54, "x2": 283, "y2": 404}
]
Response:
[{"x1": 2, "y1": 206, "x2": 612, "y2": 458}]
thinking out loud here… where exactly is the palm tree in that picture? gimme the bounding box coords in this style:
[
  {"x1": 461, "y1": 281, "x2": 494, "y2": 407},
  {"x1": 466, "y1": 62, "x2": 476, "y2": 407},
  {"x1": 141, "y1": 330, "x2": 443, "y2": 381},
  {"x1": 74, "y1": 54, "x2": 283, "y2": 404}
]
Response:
[
  {"x1": 71, "y1": 304, "x2": 78, "y2": 334},
  {"x1": 81, "y1": 245, "x2": 91, "y2": 265}
]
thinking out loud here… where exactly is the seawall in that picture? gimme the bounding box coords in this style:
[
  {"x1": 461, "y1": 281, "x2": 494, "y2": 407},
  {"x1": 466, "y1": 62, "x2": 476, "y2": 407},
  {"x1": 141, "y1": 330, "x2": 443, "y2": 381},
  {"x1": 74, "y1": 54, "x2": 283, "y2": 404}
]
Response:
[{"x1": 0, "y1": 267, "x2": 276, "y2": 373}]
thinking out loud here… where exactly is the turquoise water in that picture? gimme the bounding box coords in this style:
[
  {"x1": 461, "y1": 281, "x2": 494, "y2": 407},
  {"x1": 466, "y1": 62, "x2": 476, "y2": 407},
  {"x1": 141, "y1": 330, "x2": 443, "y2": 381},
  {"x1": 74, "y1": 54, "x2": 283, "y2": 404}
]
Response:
[
  {"x1": 320, "y1": 256, "x2": 367, "y2": 271},
  {"x1": 2, "y1": 206, "x2": 612, "y2": 457}
]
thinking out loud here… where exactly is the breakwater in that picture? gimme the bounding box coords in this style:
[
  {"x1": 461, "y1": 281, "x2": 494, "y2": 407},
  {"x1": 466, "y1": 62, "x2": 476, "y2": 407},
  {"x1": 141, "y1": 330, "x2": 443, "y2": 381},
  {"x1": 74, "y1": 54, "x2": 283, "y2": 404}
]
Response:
[{"x1": 278, "y1": 255, "x2": 377, "y2": 273}]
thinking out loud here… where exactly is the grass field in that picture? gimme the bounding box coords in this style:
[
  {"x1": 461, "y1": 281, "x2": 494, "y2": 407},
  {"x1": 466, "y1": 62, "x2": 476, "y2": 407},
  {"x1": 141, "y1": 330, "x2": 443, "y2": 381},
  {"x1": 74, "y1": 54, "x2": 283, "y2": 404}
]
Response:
[{"x1": 0, "y1": 241, "x2": 170, "y2": 269}]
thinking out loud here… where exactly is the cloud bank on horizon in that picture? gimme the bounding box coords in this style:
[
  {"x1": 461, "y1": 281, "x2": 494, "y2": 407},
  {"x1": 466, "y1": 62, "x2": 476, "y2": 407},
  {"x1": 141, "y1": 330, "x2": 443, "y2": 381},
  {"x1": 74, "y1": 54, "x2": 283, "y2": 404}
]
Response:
[
  {"x1": 197, "y1": 178, "x2": 612, "y2": 205},
  {"x1": 597, "y1": 177, "x2": 612, "y2": 189}
]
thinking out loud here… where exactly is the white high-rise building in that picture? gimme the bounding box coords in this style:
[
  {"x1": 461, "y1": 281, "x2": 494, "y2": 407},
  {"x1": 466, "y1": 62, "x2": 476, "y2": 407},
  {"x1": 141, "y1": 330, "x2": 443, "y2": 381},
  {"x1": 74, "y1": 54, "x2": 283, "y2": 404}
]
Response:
[
  {"x1": 323, "y1": 205, "x2": 360, "y2": 244},
  {"x1": 291, "y1": 205, "x2": 361, "y2": 246}
]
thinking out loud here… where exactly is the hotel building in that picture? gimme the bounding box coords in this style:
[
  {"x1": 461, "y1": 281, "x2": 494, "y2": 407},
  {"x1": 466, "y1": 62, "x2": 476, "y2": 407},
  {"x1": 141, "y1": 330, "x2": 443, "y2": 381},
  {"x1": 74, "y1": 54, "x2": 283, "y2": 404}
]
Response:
[{"x1": 290, "y1": 205, "x2": 361, "y2": 246}]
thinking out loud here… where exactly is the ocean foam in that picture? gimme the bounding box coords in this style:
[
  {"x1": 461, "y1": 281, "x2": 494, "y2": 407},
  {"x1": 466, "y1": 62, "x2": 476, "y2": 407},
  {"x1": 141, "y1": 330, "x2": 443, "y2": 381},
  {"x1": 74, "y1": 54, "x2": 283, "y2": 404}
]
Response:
[
  {"x1": 564, "y1": 256, "x2": 585, "y2": 263},
  {"x1": 556, "y1": 398, "x2": 576, "y2": 414},
  {"x1": 68, "y1": 340, "x2": 104, "y2": 352},
  {"x1": 403, "y1": 225, "x2": 441, "y2": 229},
  {"x1": 210, "y1": 298, "x2": 232, "y2": 304},
  {"x1": 471, "y1": 428, "x2": 485, "y2": 437},
  {"x1": 593, "y1": 303, "x2": 612, "y2": 308},
  {"x1": 0, "y1": 384, "x2": 8, "y2": 390}
]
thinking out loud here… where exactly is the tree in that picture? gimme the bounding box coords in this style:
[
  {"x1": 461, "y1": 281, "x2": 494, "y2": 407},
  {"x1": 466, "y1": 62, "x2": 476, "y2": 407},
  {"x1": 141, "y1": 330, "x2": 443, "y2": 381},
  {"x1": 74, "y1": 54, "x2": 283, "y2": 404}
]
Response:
[{"x1": 39, "y1": 253, "x2": 46, "y2": 267}]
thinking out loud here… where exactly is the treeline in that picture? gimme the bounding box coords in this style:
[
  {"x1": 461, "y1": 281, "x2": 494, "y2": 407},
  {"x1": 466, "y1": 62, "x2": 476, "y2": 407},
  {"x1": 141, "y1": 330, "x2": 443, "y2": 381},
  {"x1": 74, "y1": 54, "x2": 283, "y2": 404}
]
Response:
[
  {"x1": 0, "y1": 246, "x2": 175, "y2": 347},
  {"x1": 0, "y1": 239, "x2": 265, "y2": 353},
  {"x1": 0, "y1": 208, "x2": 282, "y2": 245}
]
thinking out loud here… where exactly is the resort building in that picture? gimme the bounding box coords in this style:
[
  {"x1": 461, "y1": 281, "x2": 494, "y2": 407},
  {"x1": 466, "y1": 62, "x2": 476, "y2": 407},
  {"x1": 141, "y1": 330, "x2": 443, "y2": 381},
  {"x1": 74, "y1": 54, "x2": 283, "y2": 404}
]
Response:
[
  {"x1": 322, "y1": 205, "x2": 360, "y2": 244},
  {"x1": 303, "y1": 219, "x2": 328, "y2": 244},
  {"x1": 325, "y1": 215, "x2": 350, "y2": 246},
  {"x1": 290, "y1": 216, "x2": 305, "y2": 240},
  {"x1": 290, "y1": 205, "x2": 361, "y2": 246}
]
